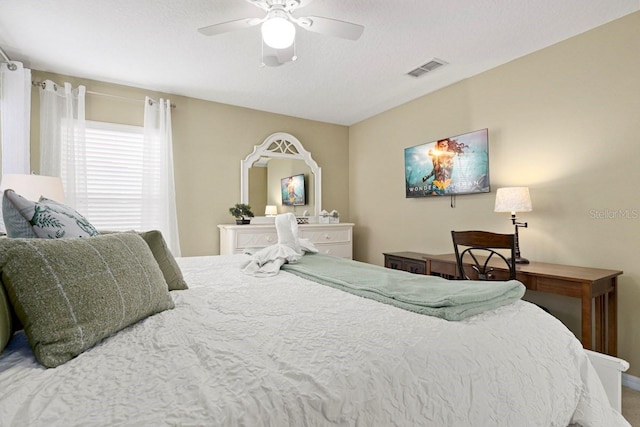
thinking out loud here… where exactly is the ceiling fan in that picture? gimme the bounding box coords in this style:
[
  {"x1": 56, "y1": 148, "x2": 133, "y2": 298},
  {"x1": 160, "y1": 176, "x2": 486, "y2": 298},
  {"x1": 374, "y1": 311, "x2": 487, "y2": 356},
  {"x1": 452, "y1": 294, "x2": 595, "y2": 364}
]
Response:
[{"x1": 198, "y1": 0, "x2": 364, "y2": 67}]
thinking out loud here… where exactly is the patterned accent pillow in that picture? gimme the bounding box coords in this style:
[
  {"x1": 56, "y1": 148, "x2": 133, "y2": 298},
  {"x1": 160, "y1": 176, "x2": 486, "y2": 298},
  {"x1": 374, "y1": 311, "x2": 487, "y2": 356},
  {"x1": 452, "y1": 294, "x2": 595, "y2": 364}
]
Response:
[
  {"x1": 2, "y1": 190, "x2": 38, "y2": 238},
  {"x1": 4, "y1": 190, "x2": 98, "y2": 239},
  {"x1": 0, "y1": 233, "x2": 175, "y2": 368}
]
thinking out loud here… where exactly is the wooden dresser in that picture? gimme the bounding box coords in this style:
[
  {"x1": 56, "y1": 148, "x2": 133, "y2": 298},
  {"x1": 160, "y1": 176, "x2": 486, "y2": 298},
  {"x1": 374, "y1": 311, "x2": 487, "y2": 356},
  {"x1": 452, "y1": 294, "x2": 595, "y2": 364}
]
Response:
[{"x1": 218, "y1": 223, "x2": 354, "y2": 259}]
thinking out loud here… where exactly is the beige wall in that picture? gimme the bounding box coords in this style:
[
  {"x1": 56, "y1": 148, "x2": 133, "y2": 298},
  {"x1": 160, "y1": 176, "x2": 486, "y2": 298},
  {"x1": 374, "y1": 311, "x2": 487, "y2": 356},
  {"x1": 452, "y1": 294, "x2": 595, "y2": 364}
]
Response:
[
  {"x1": 29, "y1": 72, "x2": 350, "y2": 257},
  {"x1": 349, "y1": 12, "x2": 640, "y2": 375},
  {"x1": 26, "y1": 12, "x2": 639, "y2": 374}
]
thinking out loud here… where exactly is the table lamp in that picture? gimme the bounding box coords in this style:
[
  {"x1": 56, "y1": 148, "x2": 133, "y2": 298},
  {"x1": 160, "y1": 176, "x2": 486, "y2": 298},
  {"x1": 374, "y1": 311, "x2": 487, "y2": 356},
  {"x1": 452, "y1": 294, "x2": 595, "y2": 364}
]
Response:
[
  {"x1": 0, "y1": 173, "x2": 65, "y2": 202},
  {"x1": 494, "y1": 187, "x2": 532, "y2": 264},
  {"x1": 0, "y1": 173, "x2": 65, "y2": 234},
  {"x1": 265, "y1": 205, "x2": 278, "y2": 216}
]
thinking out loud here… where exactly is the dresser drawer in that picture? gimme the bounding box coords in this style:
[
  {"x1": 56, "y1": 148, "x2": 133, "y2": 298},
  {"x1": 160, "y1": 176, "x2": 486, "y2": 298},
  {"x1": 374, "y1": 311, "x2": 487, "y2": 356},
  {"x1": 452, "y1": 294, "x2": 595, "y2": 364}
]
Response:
[
  {"x1": 235, "y1": 229, "x2": 278, "y2": 249},
  {"x1": 300, "y1": 227, "x2": 351, "y2": 244},
  {"x1": 219, "y1": 223, "x2": 354, "y2": 259},
  {"x1": 314, "y1": 242, "x2": 352, "y2": 259}
]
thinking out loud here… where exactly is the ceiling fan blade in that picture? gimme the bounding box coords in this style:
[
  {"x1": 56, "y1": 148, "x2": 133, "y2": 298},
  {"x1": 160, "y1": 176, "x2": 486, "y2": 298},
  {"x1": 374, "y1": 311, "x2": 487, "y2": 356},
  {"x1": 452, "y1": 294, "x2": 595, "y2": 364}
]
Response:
[
  {"x1": 262, "y1": 42, "x2": 296, "y2": 67},
  {"x1": 297, "y1": 16, "x2": 364, "y2": 40},
  {"x1": 198, "y1": 18, "x2": 260, "y2": 36}
]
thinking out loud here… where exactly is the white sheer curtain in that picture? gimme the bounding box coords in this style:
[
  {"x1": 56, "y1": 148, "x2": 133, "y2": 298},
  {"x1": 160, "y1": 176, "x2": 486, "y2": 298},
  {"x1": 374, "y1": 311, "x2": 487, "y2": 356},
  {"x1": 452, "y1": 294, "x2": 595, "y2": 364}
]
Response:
[
  {"x1": 0, "y1": 61, "x2": 31, "y2": 175},
  {"x1": 142, "y1": 97, "x2": 181, "y2": 256},
  {"x1": 39, "y1": 80, "x2": 87, "y2": 212}
]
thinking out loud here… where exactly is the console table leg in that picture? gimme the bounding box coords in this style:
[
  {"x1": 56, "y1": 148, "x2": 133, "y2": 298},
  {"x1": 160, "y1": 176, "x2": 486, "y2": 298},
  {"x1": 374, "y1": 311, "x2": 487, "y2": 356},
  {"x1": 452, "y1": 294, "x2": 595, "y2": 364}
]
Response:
[
  {"x1": 595, "y1": 296, "x2": 604, "y2": 353},
  {"x1": 608, "y1": 278, "x2": 618, "y2": 356},
  {"x1": 581, "y1": 285, "x2": 592, "y2": 351}
]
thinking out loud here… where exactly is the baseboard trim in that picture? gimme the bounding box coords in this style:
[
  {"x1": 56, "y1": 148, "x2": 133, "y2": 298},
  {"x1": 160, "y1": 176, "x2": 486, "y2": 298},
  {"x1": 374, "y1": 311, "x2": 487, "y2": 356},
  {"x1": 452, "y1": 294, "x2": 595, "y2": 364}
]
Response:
[{"x1": 622, "y1": 373, "x2": 640, "y2": 391}]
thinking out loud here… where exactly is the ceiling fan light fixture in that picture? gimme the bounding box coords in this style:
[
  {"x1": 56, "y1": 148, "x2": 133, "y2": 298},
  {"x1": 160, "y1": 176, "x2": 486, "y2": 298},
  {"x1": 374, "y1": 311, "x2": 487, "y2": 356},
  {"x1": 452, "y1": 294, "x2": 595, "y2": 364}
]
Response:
[{"x1": 261, "y1": 16, "x2": 296, "y2": 49}]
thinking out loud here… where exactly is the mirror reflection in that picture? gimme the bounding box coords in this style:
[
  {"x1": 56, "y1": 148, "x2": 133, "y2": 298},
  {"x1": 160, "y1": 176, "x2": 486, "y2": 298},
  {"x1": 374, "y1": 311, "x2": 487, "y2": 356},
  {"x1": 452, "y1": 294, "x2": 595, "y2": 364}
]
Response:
[{"x1": 248, "y1": 158, "x2": 315, "y2": 216}]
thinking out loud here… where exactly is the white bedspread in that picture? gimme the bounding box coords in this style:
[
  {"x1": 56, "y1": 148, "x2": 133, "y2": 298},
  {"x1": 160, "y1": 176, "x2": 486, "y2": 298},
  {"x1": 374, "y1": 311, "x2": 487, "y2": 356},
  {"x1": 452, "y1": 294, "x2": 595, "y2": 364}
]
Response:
[{"x1": 0, "y1": 255, "x2": 629, "y2": 426}]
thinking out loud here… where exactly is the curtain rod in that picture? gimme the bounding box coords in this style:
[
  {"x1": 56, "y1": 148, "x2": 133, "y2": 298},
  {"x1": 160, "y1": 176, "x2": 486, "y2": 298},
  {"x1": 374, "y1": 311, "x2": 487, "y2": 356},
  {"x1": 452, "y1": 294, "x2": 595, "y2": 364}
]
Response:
[
  {"x1": 31, "y1": 80, "x2": 176, "y2": 109},
  {"x1": 0, "y1": 46, "x2": 18, "y2": 71}
]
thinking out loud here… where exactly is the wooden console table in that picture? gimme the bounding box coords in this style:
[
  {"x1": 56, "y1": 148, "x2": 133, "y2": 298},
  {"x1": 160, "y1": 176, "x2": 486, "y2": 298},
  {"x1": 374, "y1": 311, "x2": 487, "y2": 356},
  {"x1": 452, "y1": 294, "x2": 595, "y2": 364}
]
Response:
[{"x1": 383, "y1": 252, "x2": 622, "y2": 356}]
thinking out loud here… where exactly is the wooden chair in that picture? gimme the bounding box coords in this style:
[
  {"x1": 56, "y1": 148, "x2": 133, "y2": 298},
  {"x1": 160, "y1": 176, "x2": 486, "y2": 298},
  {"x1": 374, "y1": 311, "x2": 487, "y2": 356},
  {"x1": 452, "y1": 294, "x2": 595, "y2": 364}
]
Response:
[{"x1": 451, "y1": 230, "x2": 516, "y2": 280}]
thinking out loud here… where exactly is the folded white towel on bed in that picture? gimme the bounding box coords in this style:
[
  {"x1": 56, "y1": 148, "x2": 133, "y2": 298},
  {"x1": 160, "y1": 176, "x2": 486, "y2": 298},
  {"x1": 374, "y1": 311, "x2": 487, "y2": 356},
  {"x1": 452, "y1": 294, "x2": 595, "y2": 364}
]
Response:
[{"x1": 242, "y1": 213, "x2": 317, "y2": 277}]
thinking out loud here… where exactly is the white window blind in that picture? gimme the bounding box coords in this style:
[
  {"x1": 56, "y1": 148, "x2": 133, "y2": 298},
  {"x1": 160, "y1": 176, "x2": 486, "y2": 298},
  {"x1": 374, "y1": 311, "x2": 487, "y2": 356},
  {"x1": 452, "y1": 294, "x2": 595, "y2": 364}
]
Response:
[{"x1": 81, "y1": 120, "x2": 147, "y2": 230}]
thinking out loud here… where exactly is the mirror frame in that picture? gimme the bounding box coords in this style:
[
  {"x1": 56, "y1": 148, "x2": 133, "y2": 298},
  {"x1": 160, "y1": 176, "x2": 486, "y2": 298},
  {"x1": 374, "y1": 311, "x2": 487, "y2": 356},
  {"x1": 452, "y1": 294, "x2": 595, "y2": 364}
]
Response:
[{"x1": 241, "y1": 132, "x2": 322, "y2": 216}]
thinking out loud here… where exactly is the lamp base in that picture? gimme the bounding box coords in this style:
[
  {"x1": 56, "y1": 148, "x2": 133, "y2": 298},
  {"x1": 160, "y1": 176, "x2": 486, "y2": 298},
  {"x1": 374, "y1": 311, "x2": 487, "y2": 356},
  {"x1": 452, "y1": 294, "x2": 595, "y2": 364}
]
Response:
[{"x1": 510, "y1": 256, "x2": 530, "y2": 264}]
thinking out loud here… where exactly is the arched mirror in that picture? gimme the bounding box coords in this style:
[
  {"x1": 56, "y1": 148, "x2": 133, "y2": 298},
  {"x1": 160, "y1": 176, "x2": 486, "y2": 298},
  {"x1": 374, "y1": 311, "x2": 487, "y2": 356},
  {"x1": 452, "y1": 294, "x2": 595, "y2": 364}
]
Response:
[{"x1": 241, "y1": 132, "x2": 322, "y2": 217}]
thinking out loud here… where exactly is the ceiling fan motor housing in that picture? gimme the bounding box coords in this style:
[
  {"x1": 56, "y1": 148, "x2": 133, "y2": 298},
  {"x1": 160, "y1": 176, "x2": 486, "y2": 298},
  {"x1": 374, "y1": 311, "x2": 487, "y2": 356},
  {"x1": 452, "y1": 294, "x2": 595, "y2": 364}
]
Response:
[{"x1": 250, "y1": 0, "x2": 302, "y2": 12}]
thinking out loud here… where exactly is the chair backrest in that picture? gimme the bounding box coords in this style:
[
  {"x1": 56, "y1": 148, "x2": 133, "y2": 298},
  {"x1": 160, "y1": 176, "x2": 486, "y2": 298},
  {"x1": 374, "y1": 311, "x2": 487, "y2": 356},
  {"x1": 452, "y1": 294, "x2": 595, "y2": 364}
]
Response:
[{"x1": 451, "y1": 230, "x2": 516, "y2": 280}]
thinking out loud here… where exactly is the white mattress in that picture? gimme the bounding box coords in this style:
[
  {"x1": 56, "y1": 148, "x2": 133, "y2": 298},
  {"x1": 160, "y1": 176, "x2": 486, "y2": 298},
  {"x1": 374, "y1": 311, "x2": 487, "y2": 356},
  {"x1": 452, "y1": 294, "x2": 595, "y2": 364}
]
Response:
[{"x1": 0, "y1": 254, "x2": 629, "y2": 426}]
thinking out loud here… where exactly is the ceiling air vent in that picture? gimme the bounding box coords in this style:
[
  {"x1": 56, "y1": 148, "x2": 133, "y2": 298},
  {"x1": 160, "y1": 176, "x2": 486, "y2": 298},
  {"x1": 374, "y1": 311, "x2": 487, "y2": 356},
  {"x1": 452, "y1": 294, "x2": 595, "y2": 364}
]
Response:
[{"x1": 407, "y1": 58, "x2": 448, "y2": 78}]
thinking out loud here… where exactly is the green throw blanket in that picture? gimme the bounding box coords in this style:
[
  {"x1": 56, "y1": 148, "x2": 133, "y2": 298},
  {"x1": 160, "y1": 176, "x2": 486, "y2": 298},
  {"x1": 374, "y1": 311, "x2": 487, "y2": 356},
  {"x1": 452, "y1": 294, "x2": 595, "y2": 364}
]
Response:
[{"x1": 282, "y1": 253, "x2": 525, "y2": 321}]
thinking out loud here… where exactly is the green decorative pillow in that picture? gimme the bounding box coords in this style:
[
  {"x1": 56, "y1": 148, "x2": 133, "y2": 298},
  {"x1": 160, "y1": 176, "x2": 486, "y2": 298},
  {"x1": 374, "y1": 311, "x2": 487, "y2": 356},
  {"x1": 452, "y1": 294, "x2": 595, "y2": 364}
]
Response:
[
  {"x1": 0, "y1": 233, "x2": 174, "y2": 368},
  {"x1": 138, "y1": 230, "x2": 188, "y2": 291},
  {"x1": 0, "y1": 283, "x2": 12, "y2": 354},
  {"x1": 4, "y1": 190, "x2": 99, "y2": 239},
  {"x1": 2, "y1": 190, "x2": 37, "y2": 238},
  {"x1": 99, "y1": 230, "x2": 188, "y2": 291}
]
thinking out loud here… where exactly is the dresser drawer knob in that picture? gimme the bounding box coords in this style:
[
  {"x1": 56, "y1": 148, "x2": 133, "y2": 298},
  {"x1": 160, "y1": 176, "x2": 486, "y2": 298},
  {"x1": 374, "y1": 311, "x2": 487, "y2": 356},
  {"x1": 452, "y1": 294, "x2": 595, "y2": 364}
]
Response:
[{"x1": 324, "y1": 234, "x2": 331, "y2": 240}]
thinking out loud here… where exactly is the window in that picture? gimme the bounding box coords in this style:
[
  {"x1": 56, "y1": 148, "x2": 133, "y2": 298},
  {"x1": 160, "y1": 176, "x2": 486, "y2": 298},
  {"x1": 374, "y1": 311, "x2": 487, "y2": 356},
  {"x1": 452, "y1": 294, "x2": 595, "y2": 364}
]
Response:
[{"x1": 79, "y1": 120, "x2": 147, "y2": 230}]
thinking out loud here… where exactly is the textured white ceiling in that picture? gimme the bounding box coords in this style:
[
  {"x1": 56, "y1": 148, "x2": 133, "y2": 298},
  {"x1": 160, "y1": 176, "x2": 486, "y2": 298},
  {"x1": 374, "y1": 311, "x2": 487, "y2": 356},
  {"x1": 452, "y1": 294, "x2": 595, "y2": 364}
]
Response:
[{"x1": 0, "y1": 0, "x2": 637, "y2": 125}]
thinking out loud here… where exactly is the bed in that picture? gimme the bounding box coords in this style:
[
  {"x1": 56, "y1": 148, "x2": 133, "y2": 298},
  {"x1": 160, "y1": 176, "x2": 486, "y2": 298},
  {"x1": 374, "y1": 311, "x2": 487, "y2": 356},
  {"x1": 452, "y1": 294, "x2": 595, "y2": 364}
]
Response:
[{"x1": 0, "y1": 238, "x2": 630, "y2": 426}]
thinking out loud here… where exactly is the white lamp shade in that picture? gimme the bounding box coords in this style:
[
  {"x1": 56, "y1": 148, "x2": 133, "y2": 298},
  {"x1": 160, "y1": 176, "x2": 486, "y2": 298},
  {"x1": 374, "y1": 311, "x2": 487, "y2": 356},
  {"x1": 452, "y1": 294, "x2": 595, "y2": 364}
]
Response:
[
  {"x1": 265, "y1": 205, "x2": 278, "y2": 216},
  {"x1": 494, "y1": 187, "x2": 532, "y2": 213},
  {"x1": 261, "y1": 17, "x2": 296, "y2": 49},
  {"x1": 0, "y1": 173, "x2": 65, "y2": 203}
]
